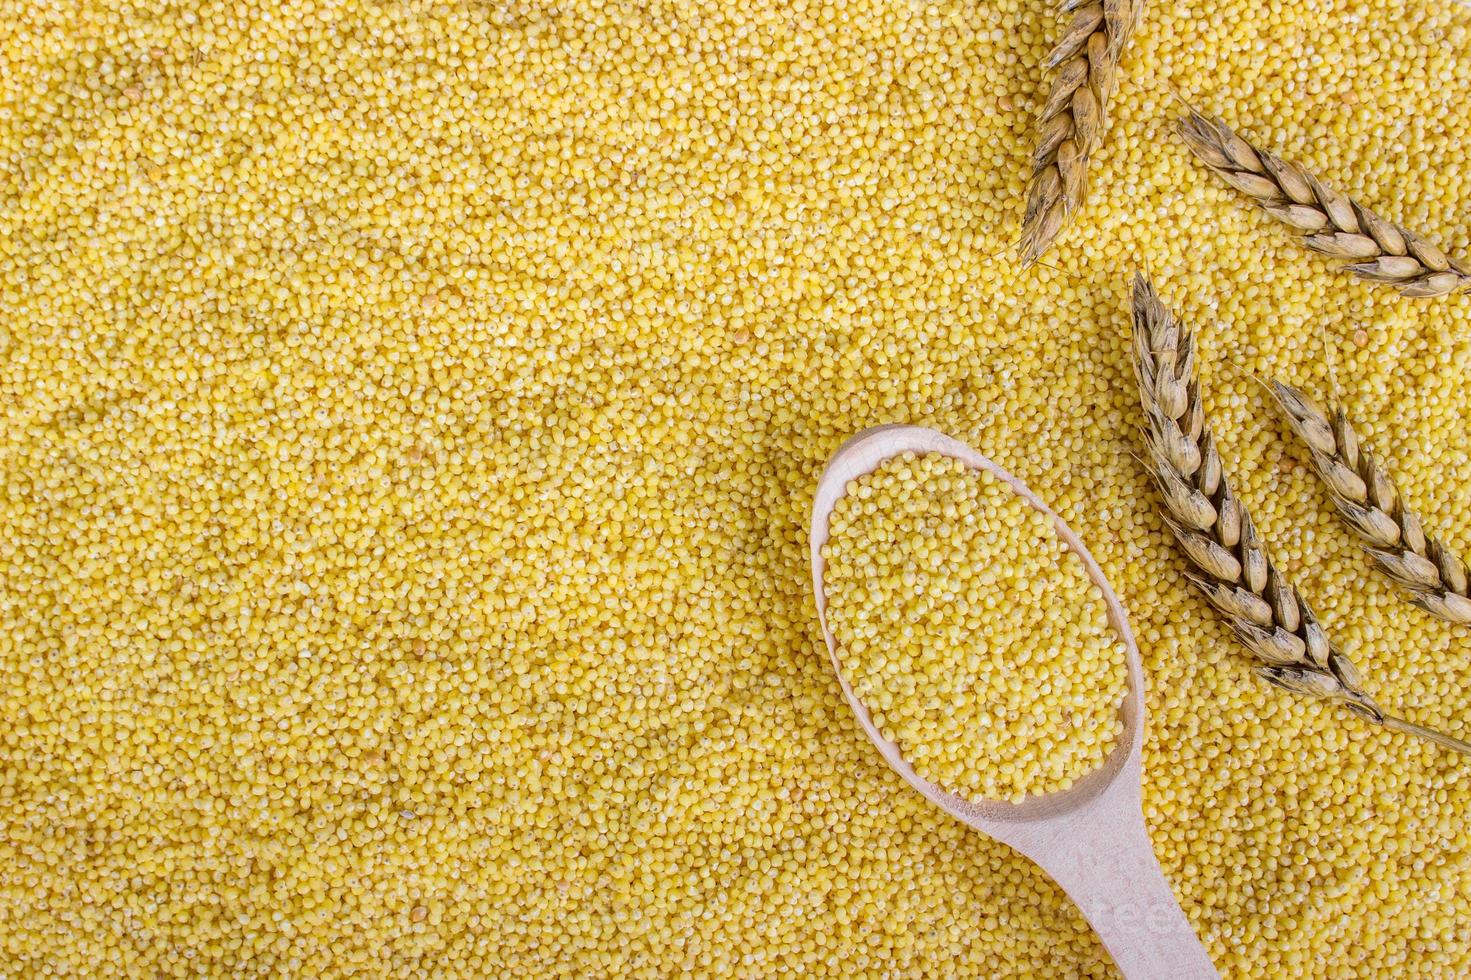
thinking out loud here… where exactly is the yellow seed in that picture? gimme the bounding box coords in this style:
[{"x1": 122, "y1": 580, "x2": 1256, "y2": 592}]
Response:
[
  {"x1": 0, "y1": 0, "x2": 1468, "y2": 975},
  {"x1": 824, "y1": 453, "x2": 1127, "y2": 804}
]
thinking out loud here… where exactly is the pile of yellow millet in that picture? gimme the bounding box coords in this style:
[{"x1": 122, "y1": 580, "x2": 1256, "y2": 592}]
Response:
[
  {"x1": 823, "y1": 453, "x2": 1127, "y2": 803},
  {"x1": 1, "y1": 0, "x2": 1469, "y2": 975}
]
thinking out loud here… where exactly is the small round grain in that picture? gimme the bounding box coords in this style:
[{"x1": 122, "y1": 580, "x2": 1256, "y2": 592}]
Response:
[{"x1": 823, "y1": 452, "x2": 1127, "y2": 803}]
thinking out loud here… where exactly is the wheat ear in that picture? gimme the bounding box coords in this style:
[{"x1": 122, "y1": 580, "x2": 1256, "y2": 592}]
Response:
[
  {"x1": 1018, "y1": 0, "x2": 1143, "y2": 264},
  {"x1": 1269, "y1": 381, "x2": 1471, "y2": 625},
  {"x1": 1131, "y1": 275, "x2": 1471, "y2": 754},
  {"x1": 1178, "y1": 111, "x2": 1471, "y2": 298}
]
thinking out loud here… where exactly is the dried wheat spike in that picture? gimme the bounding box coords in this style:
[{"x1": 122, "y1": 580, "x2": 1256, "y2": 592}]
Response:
[
  {"x1": 1131, "y1": 275, "x2": 1377, "y2": 715},
  {"x1": 1270, "y1": 381, "x2": 1471, "y2": 625},
  {"x1": 1131, "y1": 275, "x2": 1471, "y2": 755},
  {"x1": 1018, "y1": 0, "x2": 1144, "y2": 264},
  {"x1": 1179, "y1": 110, "x2": 1471, "y2": 298}
]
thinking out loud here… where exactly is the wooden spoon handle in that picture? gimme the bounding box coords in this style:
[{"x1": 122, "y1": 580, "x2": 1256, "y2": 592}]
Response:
[
  {"x1": 1052, "y1": 819, "x2": 1214, "y2": 978},
  {"x1": 1019, "y1": 780, "x2": 1217, "y2": 980}
]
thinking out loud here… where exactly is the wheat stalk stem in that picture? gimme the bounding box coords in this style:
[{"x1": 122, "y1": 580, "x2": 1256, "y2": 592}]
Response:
[
  {"x1": 1130, "y1": 274, "x2": 1468, "y2": 754},
  {"x1": 1269, "y1": 380, "x2": 1471, "y2": 624},
  {"x1": 1018, "y1": 0, "x2": 1143, "y2": 264},
  {"x1": 1381, "y1": 714, "x2": 1471, "y2": 755},
  {"x1": 1178, "y1": 110, "x2": 1471, "y2": 298}
]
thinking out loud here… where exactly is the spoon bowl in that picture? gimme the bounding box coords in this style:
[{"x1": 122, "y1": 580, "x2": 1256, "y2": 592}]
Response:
[{"x1": 810, "y1": 424, "x2": 1216, "y2": 980}]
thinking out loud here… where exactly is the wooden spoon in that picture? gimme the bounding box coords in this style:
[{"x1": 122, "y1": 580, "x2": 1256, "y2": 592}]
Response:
[{"x1": 809, "y1": 424, "x2": 1217, "y2": 980}]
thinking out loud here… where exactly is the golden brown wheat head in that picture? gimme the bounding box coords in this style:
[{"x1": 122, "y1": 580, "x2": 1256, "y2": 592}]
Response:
[
  {"x1": 1270, "y1": 381, "x2": 1471, "y2": 625},
  {"x1": 1130, "y1": 274, "x2": 1379, "y2": 716},
  {"x1": 1018, "y1": 0, "x2": 1144, "y2": 265},
  {"x1": 1131, "y1": 276, "x2": 1471, "y2": 754},
  {"x1": 1178, "y1": 110, "x2": 1471, "y2": 298}
]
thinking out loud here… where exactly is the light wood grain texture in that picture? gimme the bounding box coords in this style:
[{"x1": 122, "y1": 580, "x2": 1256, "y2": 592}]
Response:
[{"x1": 810, "y1": 424, "x2": 1217, "y2": 980}]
